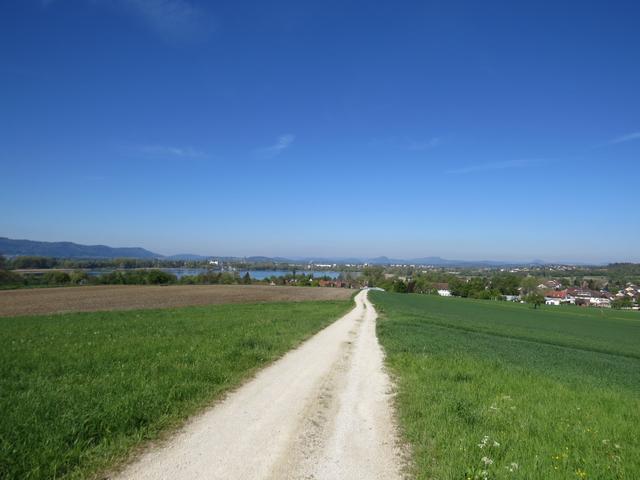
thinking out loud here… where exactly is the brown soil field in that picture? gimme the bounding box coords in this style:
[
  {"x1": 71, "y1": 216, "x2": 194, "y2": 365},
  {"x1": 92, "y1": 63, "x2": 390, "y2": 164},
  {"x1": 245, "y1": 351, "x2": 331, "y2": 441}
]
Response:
[{"x1": 0, "y1": 285, "x2": 355, "y2": 317}]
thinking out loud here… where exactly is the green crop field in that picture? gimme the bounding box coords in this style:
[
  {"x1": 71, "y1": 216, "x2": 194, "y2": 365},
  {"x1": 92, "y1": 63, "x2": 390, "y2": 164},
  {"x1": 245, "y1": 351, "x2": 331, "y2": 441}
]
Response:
[
  {"x1": 372, "y1": 292, "x2": 640, "y2": 480},
  {"x1": 0, "y1": 300, "x2": 351, "y2": 480}
]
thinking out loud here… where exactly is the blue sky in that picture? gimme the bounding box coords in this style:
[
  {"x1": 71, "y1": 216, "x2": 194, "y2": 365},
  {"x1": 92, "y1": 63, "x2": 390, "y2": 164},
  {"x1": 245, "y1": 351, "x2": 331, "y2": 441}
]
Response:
[{"x1": 1, "y1": 0, "x2": 638, "y2": 262}]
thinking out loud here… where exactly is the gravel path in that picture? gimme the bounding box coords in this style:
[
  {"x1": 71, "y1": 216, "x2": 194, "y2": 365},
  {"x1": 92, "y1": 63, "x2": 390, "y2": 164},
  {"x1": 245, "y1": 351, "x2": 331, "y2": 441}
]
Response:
[{"x1": 111, "y1": 289, "x2": 404, "y2": 479}]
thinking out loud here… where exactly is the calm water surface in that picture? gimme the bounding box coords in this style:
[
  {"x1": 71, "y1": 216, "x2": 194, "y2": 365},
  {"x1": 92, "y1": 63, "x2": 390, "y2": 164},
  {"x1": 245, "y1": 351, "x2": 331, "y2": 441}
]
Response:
[{"x1": 86, "y1": 268, "x2": 347, "y2": 280}]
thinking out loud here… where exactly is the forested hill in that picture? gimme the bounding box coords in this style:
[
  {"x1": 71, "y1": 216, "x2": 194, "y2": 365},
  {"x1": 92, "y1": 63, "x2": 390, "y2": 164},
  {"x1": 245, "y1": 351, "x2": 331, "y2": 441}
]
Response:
[{"x1": 0, "y1": 237, "x2": 160, "y2": 259}]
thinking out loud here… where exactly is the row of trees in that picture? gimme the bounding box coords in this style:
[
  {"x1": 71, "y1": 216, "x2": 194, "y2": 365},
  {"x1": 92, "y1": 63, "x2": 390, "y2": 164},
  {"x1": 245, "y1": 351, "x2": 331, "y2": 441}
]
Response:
[
  {"x1": 448, "y1": 274, "x2": 523, "y2": 299},
  {"x1": 361, "y1": 266, "x2": 526, "y2": 297},
  {"x1": 5, "y1": 256, "x2": 194, "y2": 270},
  {"x1": 0, "y1": 268, "x2": 179, "y2": 288},
  {"x1": 2, "y1": 255, "x2": 363, "y2": 275},
  {"x1": 0, "y1": 269, "x2": 253, "y2": 288}
]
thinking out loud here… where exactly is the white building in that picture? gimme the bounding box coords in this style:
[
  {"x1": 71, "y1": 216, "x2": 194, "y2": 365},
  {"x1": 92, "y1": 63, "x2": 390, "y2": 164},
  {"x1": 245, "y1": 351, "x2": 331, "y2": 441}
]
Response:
[{"x1": 590, "y1": 297, "x2": 611, "y2": 308}]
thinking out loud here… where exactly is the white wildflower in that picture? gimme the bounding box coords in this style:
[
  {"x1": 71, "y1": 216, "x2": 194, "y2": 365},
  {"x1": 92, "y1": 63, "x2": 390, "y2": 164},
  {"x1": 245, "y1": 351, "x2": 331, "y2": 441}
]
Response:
[
  {"x1": 478, "y1": 435, "x2": 489, "y2": 449},
  {"x1": 481, "y1": 456, "x2": 494, "y2": 466},
  {"x1": 505, "y1": 462, "x2": 519, "y2": 472},
  {"x1": 493, "y1": 441, "x2": 500, "y2": 447}
]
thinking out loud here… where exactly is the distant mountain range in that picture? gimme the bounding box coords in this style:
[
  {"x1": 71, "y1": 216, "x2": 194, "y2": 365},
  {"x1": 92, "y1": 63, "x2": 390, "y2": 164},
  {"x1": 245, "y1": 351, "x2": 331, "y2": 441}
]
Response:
[
  {"x1": 284, "y1": 256, "x2": 541, "y2": 267},
  {"x1": 0, "y1": 236, "x2": 557, "y2": 266},
  {"x1": 0, "y1": 237, "x2": 160, "y2": 259}
]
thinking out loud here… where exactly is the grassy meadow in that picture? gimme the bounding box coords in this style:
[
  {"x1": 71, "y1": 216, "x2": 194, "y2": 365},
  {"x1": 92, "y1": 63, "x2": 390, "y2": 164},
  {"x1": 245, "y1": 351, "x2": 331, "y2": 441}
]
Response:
[
  {"x1": 0, "y1": 299, "x2": 351, "y2": 479},
  {"x1": 372, "y1": 292, "x2": 640, "y2": 480}
]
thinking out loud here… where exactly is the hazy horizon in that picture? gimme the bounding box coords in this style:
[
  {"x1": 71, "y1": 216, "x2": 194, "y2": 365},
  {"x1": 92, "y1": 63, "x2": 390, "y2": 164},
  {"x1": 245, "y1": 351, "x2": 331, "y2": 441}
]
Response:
[
  {"x1": 1, "y1": 235, "x2": 635, "y2": 265},
  {"x1": 2, "y1": 1, "x2": 638, "y2": 264}
]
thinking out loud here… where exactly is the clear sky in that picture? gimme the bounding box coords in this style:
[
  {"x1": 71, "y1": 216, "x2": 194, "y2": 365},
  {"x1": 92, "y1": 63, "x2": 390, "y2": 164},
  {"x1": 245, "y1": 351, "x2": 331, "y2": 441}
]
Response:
[{"x1": 1, "y1": 0, "x2": 638, "y2": 262}]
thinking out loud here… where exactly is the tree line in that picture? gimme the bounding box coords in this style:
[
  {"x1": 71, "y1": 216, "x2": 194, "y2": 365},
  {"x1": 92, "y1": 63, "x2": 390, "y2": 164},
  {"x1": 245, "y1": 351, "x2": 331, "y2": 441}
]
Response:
[{"x1": 361, "y1": 266, "x2": 523, "y2": 297}]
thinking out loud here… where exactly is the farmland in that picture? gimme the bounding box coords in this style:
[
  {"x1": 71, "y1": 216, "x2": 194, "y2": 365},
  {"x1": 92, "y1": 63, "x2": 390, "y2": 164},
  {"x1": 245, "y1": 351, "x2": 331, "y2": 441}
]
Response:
[
  {"x1": 372, "y1": 292, "x2": 640, "y2": 480},
  {"x1": 0, "y1": 298, "x2": 352, "y2": 479},
  {"x1": 0, "y1": 284, "x2": 354, "y2": 317}
]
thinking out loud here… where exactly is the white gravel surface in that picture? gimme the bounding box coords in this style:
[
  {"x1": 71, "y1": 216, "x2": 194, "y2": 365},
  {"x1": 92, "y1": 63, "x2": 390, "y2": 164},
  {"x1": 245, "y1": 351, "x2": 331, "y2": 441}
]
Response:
[{"x1": 112, "y1": 289, "x2": 404, "y2": 480}]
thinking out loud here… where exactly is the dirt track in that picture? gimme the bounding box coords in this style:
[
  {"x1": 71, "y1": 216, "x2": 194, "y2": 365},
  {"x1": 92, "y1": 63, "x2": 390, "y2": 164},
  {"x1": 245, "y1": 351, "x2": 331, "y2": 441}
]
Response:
[
  {"x1": 0, "y1": 285, "x2": 354, "y2": 317},
  {"x1": 112, "y1": 289, "x2": 404, "y2": 480}
]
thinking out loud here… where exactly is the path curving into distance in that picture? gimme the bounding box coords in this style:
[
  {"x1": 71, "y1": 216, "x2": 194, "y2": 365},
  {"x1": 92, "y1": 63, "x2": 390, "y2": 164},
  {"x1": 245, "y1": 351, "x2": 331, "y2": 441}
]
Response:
[{"x1": 112, "y1": 289, "x2": 405, "y2": 480}]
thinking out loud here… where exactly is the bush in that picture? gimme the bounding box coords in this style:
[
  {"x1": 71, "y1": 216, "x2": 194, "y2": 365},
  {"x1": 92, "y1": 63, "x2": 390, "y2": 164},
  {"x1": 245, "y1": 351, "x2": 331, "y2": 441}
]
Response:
[
  {"x1": 179, "y1": 275, "x2": 197, "y2": 285},
  {"x1": 611, "y1": 297, "x2": 633, "y2": 309},
  {"x1": 392, "y1": 280, "x2": 408, "y2": 293},
  {"x1": 95, "y1": 272, "x2": 125, "y2": 285},
  {"x1": 219, "y1": 272, "x2": 238, "y2": 285},
  {"x1": 69, "y1": 271, "x2": 89, "y2": 285},
  {"x1": 0, "y1": 270, "x2": 25, "y2": 287},
  {"x1": 146, "y1": 270, "x2": 177, "y2": 285},
  {"x1": 195, "y1": 272, "x2": 221, "y2": 284},
  {"x1": 122, "y1": 270, "x2": 148, "y2": 284},
  {"x1": 524, "y1": 292, "x2": 545, "y2": 309},
  {"x1": 11, "y1": 256, "x2": 57, "y2": 269},
  {"x1": 470, "y1": 289, "x2": 492, "y2": 300},
  {"x1": 43, "y1": 271, "x2": 71, "y2": 285}
]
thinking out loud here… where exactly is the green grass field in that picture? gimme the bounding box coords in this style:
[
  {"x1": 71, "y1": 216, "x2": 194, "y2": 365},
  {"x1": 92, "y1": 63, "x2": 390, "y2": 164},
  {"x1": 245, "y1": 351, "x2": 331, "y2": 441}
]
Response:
[
  {"x1": 0, "y1": 300, "x2": 351, "y2": 480},
  {"x1": 372, "y1": 292, "x2": 640, "y2": 480}
]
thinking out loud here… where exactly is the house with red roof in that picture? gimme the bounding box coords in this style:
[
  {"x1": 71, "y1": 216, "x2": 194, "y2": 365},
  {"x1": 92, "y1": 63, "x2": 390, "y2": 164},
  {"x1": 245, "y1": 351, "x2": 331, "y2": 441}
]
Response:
[{"x1": 544, "y1": 289, "x2": 575, "y2": 305}]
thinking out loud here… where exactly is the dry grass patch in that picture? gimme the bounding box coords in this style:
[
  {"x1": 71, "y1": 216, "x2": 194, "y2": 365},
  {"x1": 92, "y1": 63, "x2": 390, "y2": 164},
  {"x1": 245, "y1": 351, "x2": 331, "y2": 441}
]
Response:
[{"x1": 0, "y1": 284, "x2": 354, "y2": 317}]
